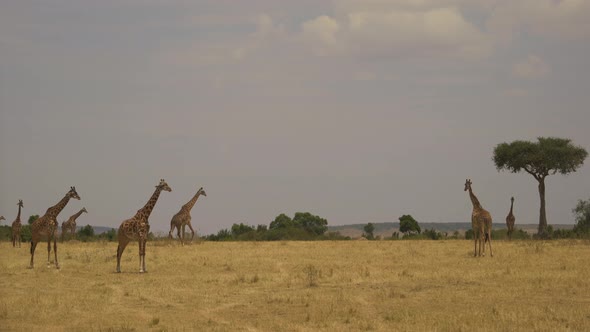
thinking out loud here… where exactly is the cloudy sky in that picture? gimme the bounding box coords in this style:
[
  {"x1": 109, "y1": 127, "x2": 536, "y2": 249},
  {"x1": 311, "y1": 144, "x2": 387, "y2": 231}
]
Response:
[{"x1": 1, "y1": 0, "x2": 589, "y2": 235}]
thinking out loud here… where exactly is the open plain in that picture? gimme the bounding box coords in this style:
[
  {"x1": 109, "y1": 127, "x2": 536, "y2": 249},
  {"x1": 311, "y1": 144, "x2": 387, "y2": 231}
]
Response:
[{"x1": 1, "y1": 239, "x2": 589, "y2": 331}]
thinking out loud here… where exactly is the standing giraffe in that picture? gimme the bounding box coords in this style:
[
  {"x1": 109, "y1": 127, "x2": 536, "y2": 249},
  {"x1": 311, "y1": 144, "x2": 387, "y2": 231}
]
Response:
[
  {"x1": 61, "y1": 207, "x2": 88, "y2": 241},
  {"x1": 116, "y1": 179, "x2": 172, "y2": 273},
  {"x1": 12, "y1": 200, "x2": 24, "y2": 248},
  {"x1": 30, "y1": 187, "x2": 81, "y2": 269},
  {"x1": 169, "y1": 187, "x2": 207, "y2": 245},
  {"x1": 464, "y1": 179, "x2": 493, "y2": 257},
  {"x1": 506, "y1": 197, "x2": 516, "y2": 240}
]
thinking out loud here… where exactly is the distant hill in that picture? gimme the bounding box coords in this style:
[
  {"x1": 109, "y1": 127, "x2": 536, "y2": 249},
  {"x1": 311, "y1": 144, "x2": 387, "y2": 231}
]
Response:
[{"x1": 328, "y1": 222, "x2": 574, "y2": 238}]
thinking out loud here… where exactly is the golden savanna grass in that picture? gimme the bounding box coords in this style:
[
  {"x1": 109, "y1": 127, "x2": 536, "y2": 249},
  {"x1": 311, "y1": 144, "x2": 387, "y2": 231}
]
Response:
[{"x1": 1, "y1": 239, "x2": 589, "y2": 331}]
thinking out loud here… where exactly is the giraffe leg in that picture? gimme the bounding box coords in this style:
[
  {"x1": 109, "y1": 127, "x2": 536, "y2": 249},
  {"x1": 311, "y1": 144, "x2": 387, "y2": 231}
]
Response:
[
  {"x1": 139, "y1": 238, "x2": 147, "y2": 273},
  {"x1": 187, "y1": 222, "x2": 195, "y2": 244},
  {"x1": 47, "y1": 237, "x2": 52, "y2": 266},
  {"x1": 141, "y1": 239, "x2": 148, "y2": 273},
  {"x1": 53, "y1": 233, "x2": 60, "y2": 269},
  {"x1": 169, "y1": 223, "x2": 176, "y2": 240},
  {"x1": 176, "y1": 225, "x2": 184, "y2": 246},
  {"x1": 473, "y1": 236, "x2": 477, "y2": 257},
  {"x1": 116, "y1": 238, "x2": 130, "y2": 273},
  {"x1": 29, "y1": 240, "x2": 38, "y2": 268},
  {"x1": 482, "y1": 232, "x2": 486, "y2": 257},
  {"x1": 487, "y1": 231, "x2": 493, "y2": 257}
]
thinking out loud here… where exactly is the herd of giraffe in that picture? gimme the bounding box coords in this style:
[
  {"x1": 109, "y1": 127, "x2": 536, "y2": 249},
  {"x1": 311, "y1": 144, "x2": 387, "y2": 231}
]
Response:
[
  {"x1": 1, "y1": 178, "x2": 513, "y2": 271},
  {"x1": 1, "y1": 179, "x2": 207, "y2": 272}
]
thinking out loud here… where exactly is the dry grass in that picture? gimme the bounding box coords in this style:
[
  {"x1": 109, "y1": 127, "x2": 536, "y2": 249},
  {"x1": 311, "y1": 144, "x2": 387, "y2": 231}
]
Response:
[{"x1": 1, "y1": 239, "x2": 589, "y2": 331}]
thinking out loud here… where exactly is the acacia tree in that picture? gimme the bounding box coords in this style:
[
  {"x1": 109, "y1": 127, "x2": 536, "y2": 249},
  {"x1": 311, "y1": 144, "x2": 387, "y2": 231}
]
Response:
[
  {"x1": 493, "y1": 137, "x2": 587, "y2": 236},
  {"x1": 399, "y1": 214, "x2": 420, "y2": 235}
]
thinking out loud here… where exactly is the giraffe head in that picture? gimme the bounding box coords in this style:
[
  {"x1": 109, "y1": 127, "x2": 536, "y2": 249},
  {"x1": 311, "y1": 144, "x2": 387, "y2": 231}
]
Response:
[
  {"x1": 511, "y1": 196, "x2": 514, "y2": 203},
  {"x1": 198, "y1": 187, "x2": 207, "y2": 197},
  {"x1": 17, "y1": 199, "x2": 24, "y2": 208},
  {"x1": 81, "y1": 207, "x2": 88, "y2": 213},
  {"x1": 157, "y1": 179, "x2": 172, "y2": 192},
  {"x1": 464, "y1": 179, "x2": 472, "y2": 191},
  {"x1": 67, "y1": 186, "x2": 81, "y2": 200}
]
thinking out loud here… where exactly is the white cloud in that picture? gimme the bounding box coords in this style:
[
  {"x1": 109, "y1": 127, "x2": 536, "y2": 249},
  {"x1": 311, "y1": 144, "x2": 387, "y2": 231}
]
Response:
[
  {"x1": 512, "y1": 55, "x2": 551, "y2": 79},
  {"x1": 301, "y1": 15, "x2": 341, "y2": 55},
  {"x1": 300, "y1": 5, "x2": 491, "y2": 59},
  {"x1": 488, "y1": 0, "x2": 590, "y2": 42}
]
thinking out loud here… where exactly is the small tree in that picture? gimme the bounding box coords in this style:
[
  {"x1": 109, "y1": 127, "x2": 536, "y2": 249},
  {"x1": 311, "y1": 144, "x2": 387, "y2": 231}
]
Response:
[
  {"x1": 293, "y1": 212, "x2": 328, "y2": 236},
  {"x1": 399, "y1": 215, "x2": 421, "y2": 235},
  {"x1": 21, "y1": 225, "x2": 32, "y2": 242},
  {"x1": 78, "y1": 224, "x2": 94, "y2": 237},
  {"x1": 493, "y1": 137, "x2": 587, "y2": 236},
  {"x1": 231, "y1": 223, "x2": 255, "y2": 237},
  {"x1": 99, "y1": 228, "x2": 117, "y2": 241},
  {"x1": 269, "y1": 213, "x2": 294, "y2": 230},
  {"x1": 573, "y1": 198, "x2": 590, "y2": 234},
  {"x1": 28, "y1": 215, "x2": 39, "y2": 225},
  {"x1": 363, "y1": 223, "x2": 375, "y2": 240}
]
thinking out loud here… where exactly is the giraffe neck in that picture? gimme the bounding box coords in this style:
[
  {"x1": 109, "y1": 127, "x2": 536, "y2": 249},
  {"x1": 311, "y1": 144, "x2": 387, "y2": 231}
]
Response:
[
  {"x1": 71, "y1": 209, "x2": 85, "y2": 221},
  {"x1": 468, "y1": 188, "x2": 482, "y2": 210},
  {"x1": 16, "y1": 205, "x2": 22, "y2": 221},
  {"x1": 509, "y1": 200, "x2": 514, "y2": 215},
  {"x1": 182, "y1": 191, "x2": 203, "y2": 212},
  {"x1": 134, "y1": 187, "x2": 163, "y2": 221},
  {"x1": 46, "y1": 195, "x2": 72, "y2": 219}
]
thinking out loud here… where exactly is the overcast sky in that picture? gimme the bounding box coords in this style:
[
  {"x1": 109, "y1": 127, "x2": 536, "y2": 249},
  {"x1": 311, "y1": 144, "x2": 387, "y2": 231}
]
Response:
[{"x1": 1, "y1": 0, "x2": 589, "y2": 235}]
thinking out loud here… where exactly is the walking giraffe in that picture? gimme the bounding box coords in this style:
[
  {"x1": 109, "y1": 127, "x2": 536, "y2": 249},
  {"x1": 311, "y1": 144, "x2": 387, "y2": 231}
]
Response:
[
  {"x1": 12, "y1": 200, "x2": 24, "y2": 248},
  {"x1": 116, "y1": 179, "x2": 172, "y2": 273},
  {"x1": 169, "y1": 187, "x2": 207, "y2": 245},
  {"x1": 506, "y1": 197, "x2": 515, "y2": 240},
  {"x1": 61, "y1": 207, "x2": 88, "y2": 240},
  {"x1": 464, "y1": 179, "x2": 493, "y2": 257},
  {"x1": 30, "y1": 187, "x2": 81, "y2": 269}
]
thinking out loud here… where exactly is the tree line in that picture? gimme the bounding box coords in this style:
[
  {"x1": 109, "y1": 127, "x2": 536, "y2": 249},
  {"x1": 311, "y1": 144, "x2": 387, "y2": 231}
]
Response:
[
  {"x1": 2, "y1": 136, "x2": 588, "y2": 242},
  {"x1": 3, "y1": 199, "x2": 590, "y2": 243}
]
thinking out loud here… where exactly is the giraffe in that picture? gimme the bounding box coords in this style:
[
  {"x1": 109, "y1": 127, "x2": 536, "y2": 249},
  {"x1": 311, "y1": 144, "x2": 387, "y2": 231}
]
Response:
[
  {"x1": 30, "y1": 187, "x2": 81, "y2": 269},
  {"x1": 61, "y1": 207, "x2": 88, "y2": 241},
  {"x1": 12, "y1": 200, "x2": 24, "y2": 248},
  {"x1": 506, "y1": 197, "x2": 515, "y2": 241},
  {"x1": 116, "y1": 179, "x2": 172, "y2": 273},
  {"x1": 169, "y1": 187, "x2": 207, "y2": 246},
  {"x1": 0, "y1": 216, "x2": 5, "y2": 222},
  {"x1": 464, "y1": 179, "x2": 493, "y2": 257}
]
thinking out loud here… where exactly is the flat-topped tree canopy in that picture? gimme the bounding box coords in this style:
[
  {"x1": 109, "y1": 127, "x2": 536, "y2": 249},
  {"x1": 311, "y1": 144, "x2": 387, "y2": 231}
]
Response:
[
  {"x1": 493, "y1": 137, "x2": 587, "y2": 179},
  {"x1": 493, "y1": 137, "x2": 588, "y2": 236}
]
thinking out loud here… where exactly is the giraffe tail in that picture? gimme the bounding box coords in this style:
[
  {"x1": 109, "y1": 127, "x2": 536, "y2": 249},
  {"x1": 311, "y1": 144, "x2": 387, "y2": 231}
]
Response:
[{"x1": 484, "y1": 233, "x2": 490, "y2": 243}]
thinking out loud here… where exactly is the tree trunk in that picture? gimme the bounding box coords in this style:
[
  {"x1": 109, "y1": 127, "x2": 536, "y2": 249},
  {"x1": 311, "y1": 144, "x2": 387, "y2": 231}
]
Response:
[{"x1": 537, "y1": 178, "x2": 548, "y2": 236}]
